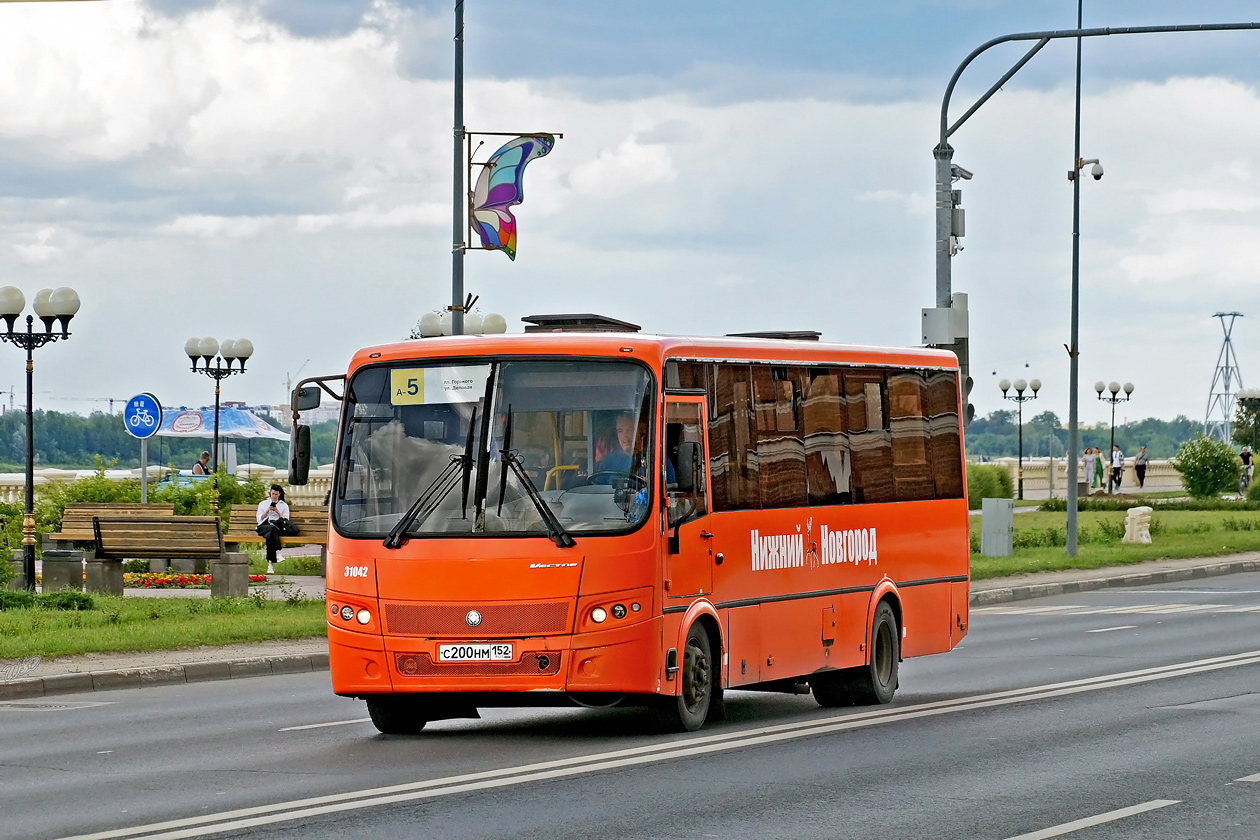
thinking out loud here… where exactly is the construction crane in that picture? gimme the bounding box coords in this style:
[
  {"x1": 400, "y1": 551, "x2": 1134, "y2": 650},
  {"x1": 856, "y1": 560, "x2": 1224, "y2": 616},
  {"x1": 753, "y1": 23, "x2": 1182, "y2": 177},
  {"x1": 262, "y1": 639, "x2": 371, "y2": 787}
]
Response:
[{"x1": 284, "y1": 360, "x2": 310, "y2": 401}]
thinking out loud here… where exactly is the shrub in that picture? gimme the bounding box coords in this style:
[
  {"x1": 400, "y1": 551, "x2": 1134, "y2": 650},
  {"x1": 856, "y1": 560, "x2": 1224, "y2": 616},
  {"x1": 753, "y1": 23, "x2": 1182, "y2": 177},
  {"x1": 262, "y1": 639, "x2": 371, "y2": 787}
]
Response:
[
  {"x1": 1041, "y1": 496, "x2": 1260, "y2": 512},
  {"x1": 967, "y1": 464, "x2": 1013, "y2": 506},
  {"x1": 1172, "y1": 435, "x2": 1240, "y2": 498},
  {"x1": 1246, "y1": 479, "x2": 1260, "y2": 503},
  {"x1": 0, "y1": 590, "x2": 95, "y2": 611}
]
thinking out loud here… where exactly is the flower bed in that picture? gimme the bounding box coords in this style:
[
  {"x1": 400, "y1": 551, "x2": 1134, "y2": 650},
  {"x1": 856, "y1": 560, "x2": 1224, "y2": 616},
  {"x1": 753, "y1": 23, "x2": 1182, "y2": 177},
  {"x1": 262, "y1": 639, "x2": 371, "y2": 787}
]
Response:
[{"x1": 122, "y1": 572, "x2": 268, "y2": 589}]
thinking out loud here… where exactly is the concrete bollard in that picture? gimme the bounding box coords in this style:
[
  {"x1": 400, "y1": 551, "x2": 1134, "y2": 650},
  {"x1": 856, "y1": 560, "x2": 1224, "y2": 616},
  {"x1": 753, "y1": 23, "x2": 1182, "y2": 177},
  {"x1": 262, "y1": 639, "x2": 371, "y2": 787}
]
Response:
[
  {"x1": 1122, "y1": 506, "x2": 1153, "y2": 544},
  {"x1": 84, "y1": 557, "x2": 124, "y2": 595},
  {"x1": 6, "y1": 549, "x2": 25, "y2": 591},
  {"x1": 210, "y1": 552, "x2": 249, "y2": 599},
  {"x1": 41, "y1": 550, "x2": 84, "y2": 592},
  {"x1": 170, "y1": 557, "x2": 209, "y2": 575}
]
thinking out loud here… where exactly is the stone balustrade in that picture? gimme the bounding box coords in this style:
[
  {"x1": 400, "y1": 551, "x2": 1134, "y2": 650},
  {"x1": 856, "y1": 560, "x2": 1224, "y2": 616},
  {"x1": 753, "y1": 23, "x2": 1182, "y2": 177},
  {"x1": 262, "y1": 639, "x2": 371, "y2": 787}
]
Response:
[{"x1": 977, "y1": 457, "x2": 1184, "y2": 498}]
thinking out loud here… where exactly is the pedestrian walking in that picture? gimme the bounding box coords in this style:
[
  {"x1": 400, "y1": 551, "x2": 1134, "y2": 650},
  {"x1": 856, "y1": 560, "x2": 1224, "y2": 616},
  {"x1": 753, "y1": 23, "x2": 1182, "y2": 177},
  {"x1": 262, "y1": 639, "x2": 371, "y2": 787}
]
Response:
[
  {"x1": 1082, "y1": 448, "x2": 1097, "y2": 493},
  {"x1": 1135, "y1": 445, "x2": 1149, "y2": 489},
  {"x1": 1111, "y1": 444, "x2": 1124, "y2": 493}
]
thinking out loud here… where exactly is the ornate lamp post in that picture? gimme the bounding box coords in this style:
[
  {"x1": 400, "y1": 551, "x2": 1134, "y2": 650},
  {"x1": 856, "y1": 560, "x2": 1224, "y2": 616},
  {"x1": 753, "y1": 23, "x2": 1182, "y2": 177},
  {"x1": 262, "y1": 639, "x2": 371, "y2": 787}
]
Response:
[
  {"x1": 1095, "y1": 380, "x2": 1134, "y2": 494},
  {"x1": 0, "y1": 286, "x2": 81, "y2": 591},
  {"x1": 999, "y1": 377, "x2": 1040, "y2": 500},
  {"x1": 184, "y1": 336, "x2": 253, "y2": 510}
]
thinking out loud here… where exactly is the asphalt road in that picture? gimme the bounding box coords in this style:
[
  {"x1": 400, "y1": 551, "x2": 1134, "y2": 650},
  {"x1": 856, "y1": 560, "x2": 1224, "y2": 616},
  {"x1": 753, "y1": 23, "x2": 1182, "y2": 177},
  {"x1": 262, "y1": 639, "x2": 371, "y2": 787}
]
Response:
[{"x1": 6, "y1": 572, "x2": 1260, "y2": 840}]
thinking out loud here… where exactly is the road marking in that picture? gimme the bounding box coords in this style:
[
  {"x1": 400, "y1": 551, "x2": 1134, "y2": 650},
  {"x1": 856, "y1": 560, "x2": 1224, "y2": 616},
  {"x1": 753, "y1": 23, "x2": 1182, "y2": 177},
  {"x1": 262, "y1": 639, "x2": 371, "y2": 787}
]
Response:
[
  {"x1": 1086, "y1": 625, "x2": 1137, "y2": 633},
  {"x1": 1236, "y1": 772, "x2": 1260, "y2": 782},
  {"x1": 53, "y1": 650, "x2": 1260, "y2": 840},
  {"x1": 1003, "y1": 799, "x2": 1180, "y2": 839},
  {"x1": 279, "y1": 718, "x2": 372, "y2": 731},
  {"x1": 975, "y1": 603, "x2": 1238, "y2": 617}
]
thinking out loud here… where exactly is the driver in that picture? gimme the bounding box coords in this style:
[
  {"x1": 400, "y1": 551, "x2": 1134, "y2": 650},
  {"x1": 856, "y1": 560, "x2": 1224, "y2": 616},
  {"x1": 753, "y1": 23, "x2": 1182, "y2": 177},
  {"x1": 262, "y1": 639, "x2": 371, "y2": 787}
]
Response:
[
  {"x1": 594, "y1": 411, "x2": 674, "y2": 485},
  {"x1": 596, "y1": 412, "x2": 636, "y2": 475}
]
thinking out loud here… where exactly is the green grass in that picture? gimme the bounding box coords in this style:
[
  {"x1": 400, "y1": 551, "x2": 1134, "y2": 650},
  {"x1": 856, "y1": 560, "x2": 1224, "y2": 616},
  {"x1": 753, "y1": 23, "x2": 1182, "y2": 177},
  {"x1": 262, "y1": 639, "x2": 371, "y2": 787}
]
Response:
[
  {"x1": 0, "y1": 593, "x2": 327, "y2": 659},
  {"x1": 970, "y1": 509, "x2": 1260, "y2": 580}
]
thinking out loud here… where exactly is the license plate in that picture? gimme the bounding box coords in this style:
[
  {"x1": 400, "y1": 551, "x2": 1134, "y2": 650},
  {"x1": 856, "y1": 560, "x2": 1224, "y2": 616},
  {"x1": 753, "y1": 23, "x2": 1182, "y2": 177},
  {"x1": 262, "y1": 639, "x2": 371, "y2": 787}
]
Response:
[{"x1": 438, "y1": 643, "x2": 514, "y2": 662}]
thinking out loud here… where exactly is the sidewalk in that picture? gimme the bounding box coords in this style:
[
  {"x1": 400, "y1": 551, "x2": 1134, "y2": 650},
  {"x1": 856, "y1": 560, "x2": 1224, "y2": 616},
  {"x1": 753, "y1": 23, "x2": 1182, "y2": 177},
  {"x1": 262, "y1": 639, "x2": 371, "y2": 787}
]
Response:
[{"x1": 5, "y1": 554, "x2": 1260, "y2": 701}]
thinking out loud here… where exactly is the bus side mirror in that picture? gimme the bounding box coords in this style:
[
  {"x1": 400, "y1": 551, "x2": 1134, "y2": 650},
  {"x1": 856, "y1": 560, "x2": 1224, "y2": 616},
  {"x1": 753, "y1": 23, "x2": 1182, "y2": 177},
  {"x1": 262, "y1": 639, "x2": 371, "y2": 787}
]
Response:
[
  {"x1": 675, "y1": 441, "x2": 700, "y2": 493},
  {"x1": 289, "y1": 424, "x2": 311, "y2": 485},
  {"x1": 292, "y1": 385, "x2": 321, "y2": 412}
]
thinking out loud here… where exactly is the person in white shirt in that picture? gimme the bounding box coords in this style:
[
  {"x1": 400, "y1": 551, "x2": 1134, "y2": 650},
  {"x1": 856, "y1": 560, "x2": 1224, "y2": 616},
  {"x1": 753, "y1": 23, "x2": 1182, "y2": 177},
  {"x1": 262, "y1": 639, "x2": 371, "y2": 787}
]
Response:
[
  {"x1": 1111, "y1": 445, "x2": 1124, "y2": 493},
  {"x1": 255, "y1": 484, "x2": 292, "y2": 573}
]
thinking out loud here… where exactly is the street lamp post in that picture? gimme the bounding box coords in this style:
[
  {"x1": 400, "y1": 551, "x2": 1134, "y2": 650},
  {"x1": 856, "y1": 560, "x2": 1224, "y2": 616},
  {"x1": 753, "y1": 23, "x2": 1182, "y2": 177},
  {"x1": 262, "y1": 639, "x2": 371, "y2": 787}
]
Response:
[
  {"x1": 184, "y1": 336, "x2": 253, "y2": 510},
  {"x1": 1000, "y1": 377, "x2": 1041, "y2": 501},
  {"x1": 0, "y1": 286, "x2": 81, "y2": 591},
  {"x1": 1095, "y1": 380, "x2": 1134, "y2": 494}
]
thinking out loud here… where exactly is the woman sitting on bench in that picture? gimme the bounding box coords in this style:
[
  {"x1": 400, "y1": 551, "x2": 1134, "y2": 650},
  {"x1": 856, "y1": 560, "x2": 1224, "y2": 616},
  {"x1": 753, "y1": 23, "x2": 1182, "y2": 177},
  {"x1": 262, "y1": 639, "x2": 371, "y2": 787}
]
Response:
[{"x1": 256, "y1": 484, "x2": 292, "y2": 574}]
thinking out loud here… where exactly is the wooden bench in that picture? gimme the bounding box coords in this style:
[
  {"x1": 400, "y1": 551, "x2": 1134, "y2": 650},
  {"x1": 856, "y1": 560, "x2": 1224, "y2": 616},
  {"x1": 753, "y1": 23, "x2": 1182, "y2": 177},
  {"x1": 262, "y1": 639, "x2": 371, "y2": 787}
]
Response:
[
  {"x1": 45, "y1": 503, "x2": 176, "y2": 549},
  {"x1": 224, "y1": 505, "x2": 330, "y2": 574},
  {"x1": 93, "y1": 516, "x2": 224, "y2": 575}
]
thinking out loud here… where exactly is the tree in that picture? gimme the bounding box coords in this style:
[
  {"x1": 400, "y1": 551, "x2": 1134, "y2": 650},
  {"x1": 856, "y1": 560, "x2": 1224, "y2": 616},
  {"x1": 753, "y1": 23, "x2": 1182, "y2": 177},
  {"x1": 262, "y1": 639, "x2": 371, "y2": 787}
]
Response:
[{"x1": 1172, "y1": 434, "x2": 1240, "y2": 498}]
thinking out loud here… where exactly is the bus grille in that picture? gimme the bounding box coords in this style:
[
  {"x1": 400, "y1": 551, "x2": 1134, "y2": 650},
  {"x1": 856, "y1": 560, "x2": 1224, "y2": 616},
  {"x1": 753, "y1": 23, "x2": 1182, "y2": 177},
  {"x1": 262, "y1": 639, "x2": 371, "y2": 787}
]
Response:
[
  {"x1": 381, "y1": 602, "x2": 570, "y2": 636},
  {"x1": 394, "y1": 652, "x2": 563, "y2": 677}
]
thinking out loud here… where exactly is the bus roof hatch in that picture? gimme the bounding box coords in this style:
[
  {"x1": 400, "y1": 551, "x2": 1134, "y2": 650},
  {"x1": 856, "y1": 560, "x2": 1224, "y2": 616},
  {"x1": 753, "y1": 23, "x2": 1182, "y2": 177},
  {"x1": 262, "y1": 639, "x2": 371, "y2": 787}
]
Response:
[{"x1": 521, "y1": 314, "x2": 642, "y2": 333}]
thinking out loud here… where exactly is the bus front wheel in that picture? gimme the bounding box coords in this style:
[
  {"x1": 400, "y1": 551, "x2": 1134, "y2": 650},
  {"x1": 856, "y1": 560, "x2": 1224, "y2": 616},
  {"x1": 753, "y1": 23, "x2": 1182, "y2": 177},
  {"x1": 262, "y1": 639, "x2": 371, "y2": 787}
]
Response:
[
  {"x1": 366, "y1": 696, "x2": 428, "y2": 735},
  {"x1": 662, "y1": 623, "x2": 714, "y2": 732}
]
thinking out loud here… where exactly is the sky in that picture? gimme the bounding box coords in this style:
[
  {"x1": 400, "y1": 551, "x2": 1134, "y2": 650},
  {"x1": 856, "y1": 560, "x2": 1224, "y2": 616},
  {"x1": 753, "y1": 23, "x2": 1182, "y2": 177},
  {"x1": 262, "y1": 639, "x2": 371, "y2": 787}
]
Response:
[{"x1": 2, "y1": 0, "x2": 1260, "y2": 431}]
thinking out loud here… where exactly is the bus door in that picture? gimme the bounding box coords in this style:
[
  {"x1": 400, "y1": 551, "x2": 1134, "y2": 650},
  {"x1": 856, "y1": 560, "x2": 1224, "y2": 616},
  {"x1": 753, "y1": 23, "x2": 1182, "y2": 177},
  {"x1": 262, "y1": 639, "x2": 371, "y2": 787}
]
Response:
[{"x1": 663, "y1": 398, "x2": 713, "y2": 599}]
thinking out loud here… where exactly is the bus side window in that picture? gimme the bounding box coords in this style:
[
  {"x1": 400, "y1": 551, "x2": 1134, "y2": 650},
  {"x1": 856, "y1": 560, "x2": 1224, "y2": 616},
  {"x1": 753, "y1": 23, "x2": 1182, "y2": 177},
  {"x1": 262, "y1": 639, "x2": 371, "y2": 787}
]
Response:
[{"x1": 666, "y1": 402, "x2": 708, "y2": 527}]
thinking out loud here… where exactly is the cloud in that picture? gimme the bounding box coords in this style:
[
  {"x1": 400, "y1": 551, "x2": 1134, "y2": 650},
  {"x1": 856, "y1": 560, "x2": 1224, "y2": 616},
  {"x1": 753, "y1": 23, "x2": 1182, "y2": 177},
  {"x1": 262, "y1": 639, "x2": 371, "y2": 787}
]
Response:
[{"x1": 0, "y1": 1, "x2": 1257, "y2": 427}]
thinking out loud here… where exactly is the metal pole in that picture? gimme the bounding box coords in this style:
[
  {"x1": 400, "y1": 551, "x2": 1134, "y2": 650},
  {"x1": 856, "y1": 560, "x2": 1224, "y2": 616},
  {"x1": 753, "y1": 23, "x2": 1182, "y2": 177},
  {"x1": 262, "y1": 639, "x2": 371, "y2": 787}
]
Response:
[
  {"x1": 22, "y1": 318, "x2": 34, "y2": 591},
  {"x1": 1017, "y1": 400, "x2": 1024, "y2": 501},
  {"x1": 1109, "y1": 400, "x2": 1117, "y2": 494},
  {"x1": 451, "y1": 0, "x2": 465, "y2": 336},
  {"x1": 212, "y1": 366, "x2": 221, "y2": 512},
  {"x1": 1066, "y1": 0, "x2": 1083, "y2": 554},
  {"x1": 140, "y1": 438, "x2": 148, "y2": 504}
]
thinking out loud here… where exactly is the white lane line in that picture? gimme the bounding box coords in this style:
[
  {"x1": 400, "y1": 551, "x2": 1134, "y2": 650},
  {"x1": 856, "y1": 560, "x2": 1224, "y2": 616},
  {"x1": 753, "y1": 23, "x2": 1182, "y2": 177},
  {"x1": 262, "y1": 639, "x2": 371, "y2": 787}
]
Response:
[
  {"x1": 1004, "y1": 799, "x2": 1180, "y2": 840},
  {"x1": 54, "y1": 651, "x2": 1260, "y2": 840},
  {"x1": 1086, "y1": 626, "x2": 1137, "y2": 633},
  {"x1": 279, "y1": 718, "x2": 372, "y2": 732},
  {"x1": 1236, "y1": 772, "x2": 1260, "y2": 782}
]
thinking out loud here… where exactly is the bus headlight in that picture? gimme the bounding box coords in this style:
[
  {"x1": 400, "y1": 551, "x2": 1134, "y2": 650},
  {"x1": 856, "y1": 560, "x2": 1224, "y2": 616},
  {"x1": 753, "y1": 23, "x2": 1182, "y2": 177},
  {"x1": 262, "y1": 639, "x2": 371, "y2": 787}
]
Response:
[
  {"x1": 591, "y1": 607, "x2": 608, "y2": 623},
  {"x1": 356, "y1": 609, "x2": 371, "y2": 625},
  {"x1": 340, "y1": 605, "x2": 354, "y2": 621}
]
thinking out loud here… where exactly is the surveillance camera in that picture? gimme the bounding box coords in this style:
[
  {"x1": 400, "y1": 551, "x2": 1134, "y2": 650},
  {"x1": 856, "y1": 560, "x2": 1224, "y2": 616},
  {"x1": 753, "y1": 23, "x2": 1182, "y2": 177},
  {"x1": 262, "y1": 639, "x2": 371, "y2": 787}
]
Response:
[
  {"x1": 951, "y1": 164, "x2": 974, "y2": 181},
  {"x1": 1090, "y1": 162, "x2": 1104, "y2": 180}
]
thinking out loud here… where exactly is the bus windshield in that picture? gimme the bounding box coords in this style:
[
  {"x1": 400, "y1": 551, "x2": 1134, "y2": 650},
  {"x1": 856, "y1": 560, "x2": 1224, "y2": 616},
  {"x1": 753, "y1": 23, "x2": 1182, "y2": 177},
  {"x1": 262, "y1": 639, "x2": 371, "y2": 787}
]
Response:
[{"x1": 333, "y1": 358, "x2": 655, "y2": 539}]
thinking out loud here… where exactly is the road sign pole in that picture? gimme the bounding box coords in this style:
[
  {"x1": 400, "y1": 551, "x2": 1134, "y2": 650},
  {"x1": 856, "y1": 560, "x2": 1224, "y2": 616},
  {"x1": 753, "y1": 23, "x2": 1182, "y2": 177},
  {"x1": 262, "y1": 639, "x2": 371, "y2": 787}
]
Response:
[{"x1": 140, "y1": 438, "x2": 148, "y2": 503}]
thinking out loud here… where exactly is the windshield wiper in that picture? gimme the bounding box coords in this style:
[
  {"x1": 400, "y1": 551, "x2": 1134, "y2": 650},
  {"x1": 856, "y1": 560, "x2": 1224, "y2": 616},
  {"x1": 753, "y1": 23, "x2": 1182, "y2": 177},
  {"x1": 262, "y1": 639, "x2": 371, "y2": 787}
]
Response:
[
  {"x1": 383, "y1": 407, "x2": 477, "y2": 550},
  {"x1": 495, "y1": 406, "x2": 575, "y2": 548}
]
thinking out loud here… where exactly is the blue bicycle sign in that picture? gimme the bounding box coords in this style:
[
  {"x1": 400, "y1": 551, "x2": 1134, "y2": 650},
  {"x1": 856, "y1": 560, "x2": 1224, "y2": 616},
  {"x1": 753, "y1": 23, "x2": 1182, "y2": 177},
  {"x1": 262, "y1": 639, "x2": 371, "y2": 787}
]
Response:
[{"x1": 123, "y1": 393, "x2": 162, "y2": 440}]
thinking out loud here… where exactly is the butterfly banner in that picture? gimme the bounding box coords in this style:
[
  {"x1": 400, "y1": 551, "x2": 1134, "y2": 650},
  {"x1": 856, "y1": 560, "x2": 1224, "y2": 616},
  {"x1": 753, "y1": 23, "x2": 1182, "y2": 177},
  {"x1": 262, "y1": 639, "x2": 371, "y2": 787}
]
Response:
[{"x1": 470, "y1": 133, "x2": 556, "y2": 260}]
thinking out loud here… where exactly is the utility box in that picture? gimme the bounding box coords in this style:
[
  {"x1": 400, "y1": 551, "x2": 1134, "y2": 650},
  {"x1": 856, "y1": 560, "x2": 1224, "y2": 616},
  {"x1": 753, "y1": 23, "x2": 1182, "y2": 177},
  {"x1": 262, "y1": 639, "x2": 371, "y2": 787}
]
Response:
[{"x1": 981, "y1": 497, "x2": 1014, "y2": 557}]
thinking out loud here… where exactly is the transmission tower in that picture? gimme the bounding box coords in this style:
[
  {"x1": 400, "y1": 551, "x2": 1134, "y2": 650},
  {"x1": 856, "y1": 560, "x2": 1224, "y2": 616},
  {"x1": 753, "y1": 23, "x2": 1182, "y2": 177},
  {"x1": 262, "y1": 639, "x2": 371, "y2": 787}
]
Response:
[{"x1": 1205, "y1": 312, "x2": 1244, "y2": 443}]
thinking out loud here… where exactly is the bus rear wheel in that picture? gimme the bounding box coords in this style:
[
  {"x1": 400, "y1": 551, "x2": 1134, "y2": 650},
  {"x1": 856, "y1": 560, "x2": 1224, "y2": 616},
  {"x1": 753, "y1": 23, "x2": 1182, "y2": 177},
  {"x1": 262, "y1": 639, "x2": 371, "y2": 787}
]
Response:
[
  {"x1": 661, "y1": 623, "x2": 714, "y2": 732},
  {"x1": 812, "y1": 600, "x2": 899, "y2": 707},
  {"x1": 366, "y1": 696, "x2": 428, "y2": 735}
]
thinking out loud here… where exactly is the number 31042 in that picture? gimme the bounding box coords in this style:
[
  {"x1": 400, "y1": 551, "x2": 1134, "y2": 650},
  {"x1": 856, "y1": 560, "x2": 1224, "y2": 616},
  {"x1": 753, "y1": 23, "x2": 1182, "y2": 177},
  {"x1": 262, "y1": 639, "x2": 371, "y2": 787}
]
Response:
[{"x1": 344, "y1": 566, "x2": 369, "y2": 578}]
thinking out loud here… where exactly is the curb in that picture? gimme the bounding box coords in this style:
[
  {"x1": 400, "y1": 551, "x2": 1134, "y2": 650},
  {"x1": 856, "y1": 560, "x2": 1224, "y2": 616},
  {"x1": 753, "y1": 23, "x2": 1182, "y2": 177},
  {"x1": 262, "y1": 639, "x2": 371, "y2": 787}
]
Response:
[
  {"x1": 0, "y1": 652, "x2": 330, "y2": 701},
  {"x1": 968, "y1": 558, "x2": 1260, "y2": 607}
]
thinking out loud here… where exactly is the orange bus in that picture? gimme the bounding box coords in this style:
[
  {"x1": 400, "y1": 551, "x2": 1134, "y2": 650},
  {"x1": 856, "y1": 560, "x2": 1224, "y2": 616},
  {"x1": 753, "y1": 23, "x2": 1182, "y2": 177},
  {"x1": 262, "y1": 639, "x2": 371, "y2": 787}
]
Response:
[{"x1": 289, "y1": 316, "x2": 970, "y2": 734}]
